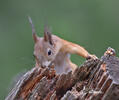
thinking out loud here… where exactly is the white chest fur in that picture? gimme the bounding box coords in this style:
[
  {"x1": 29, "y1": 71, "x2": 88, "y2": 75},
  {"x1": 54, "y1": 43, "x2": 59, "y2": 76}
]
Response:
[{"x1": 53, "y1": 52, "x2": 71, "y2": 74}]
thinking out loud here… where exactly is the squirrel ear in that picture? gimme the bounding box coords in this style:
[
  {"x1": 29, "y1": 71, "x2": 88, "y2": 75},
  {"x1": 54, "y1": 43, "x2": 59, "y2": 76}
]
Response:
[
  {"x1": 44, "y1": 25, "x2": 53, "y2": 45},
  {"x1": 28, "y1": 16, "x2": 38, "y2": 43}
]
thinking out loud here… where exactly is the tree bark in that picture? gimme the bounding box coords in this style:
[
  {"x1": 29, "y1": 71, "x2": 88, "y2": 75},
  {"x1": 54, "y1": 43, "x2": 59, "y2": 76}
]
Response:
[{"x1": 5, "y1": 48, "x2": 119, "y2": 100}]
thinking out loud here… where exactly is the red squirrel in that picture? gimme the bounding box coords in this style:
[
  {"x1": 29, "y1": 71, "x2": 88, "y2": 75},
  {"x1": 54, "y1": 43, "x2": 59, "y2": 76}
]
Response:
[{"x1": 28, "y1": 17, "x2": 97, "y2": 74}]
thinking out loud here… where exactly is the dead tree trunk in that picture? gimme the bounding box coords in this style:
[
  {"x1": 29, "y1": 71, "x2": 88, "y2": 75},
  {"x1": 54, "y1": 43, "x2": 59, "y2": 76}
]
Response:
[{"x1": 5, "y1": 48, "x2": 119, "y2": 100}]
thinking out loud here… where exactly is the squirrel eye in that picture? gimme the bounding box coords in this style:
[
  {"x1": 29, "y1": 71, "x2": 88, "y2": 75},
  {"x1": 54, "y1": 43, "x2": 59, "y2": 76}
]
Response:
[{"x1": 48, "y1": 49, "x2": 52, "y2": 56}]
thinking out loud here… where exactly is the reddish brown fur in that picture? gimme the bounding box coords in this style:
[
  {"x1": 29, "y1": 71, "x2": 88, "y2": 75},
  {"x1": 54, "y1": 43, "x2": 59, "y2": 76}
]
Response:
[
  {"x1": 33, "y1": 35, "x2": 97, "y2": 74},
  {"x1": 28, "y1": 17, "x2": 97, "y2": 74}
]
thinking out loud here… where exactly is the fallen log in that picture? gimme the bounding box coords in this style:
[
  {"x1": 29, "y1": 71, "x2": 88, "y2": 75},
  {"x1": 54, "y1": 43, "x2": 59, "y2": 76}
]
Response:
[{"x1": 5, "y1": 47, "x2": 119, "y2": 100}]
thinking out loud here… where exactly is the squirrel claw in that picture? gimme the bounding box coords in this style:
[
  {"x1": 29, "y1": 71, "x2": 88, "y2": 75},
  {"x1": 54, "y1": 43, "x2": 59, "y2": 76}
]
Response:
[{"x1": 86, "y1": 54, "x2": 98, "y2": 60}]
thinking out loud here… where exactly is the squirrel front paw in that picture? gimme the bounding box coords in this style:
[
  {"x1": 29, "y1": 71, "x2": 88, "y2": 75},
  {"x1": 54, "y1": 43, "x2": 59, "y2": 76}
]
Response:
[{"x1": 86, "y1": 54, "x2": 98, "y2": 60}]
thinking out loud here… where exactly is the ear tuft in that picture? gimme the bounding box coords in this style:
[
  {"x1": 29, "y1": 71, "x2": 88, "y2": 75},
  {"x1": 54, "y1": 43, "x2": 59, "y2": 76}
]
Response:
[
  {"x1": 44, "y1": 25, "x2": 53, "y2": 45},
  {"x1": 28, "y1": 16, "x2": 38, "y2": 43}
]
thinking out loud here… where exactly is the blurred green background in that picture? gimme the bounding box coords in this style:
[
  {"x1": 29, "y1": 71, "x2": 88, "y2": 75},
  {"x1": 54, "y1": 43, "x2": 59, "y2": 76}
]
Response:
[{"x1": 0, "y1": 0, "x2": 119, "y2": 99}]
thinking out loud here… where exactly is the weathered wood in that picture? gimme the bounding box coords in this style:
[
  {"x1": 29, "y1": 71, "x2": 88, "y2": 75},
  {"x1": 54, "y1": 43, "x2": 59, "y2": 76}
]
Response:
[{"x1": 6, "y1": 48, "x2": 119, "y2": 100}]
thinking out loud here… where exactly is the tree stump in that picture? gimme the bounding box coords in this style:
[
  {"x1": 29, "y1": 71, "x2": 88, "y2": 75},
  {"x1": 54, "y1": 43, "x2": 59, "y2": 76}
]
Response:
[{"x1": 5, "y1": 48, "x2": 119, "y2": 100}]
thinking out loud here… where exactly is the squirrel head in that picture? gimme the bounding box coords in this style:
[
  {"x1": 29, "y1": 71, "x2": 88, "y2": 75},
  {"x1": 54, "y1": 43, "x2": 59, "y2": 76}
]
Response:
[{"x1": 28, "y1": 17, "x2": 58, "y2": 67}]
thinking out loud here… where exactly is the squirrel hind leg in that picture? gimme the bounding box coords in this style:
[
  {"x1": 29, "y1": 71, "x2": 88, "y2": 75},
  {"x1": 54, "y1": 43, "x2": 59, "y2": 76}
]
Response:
[
  {"x1": 69, "y1": 61, "x2": 77, "y2": 72},
  {"x1": 65, "y1": 59, "x2": 77, "y2": 73}
]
